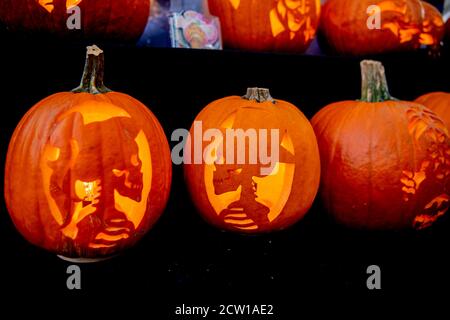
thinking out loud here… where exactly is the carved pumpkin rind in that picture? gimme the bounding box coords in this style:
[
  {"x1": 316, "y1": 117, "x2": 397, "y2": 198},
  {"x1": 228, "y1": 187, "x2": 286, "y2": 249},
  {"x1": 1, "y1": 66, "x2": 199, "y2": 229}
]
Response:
[
  {"x1": 312, "y1": 61, "x2": 450, "y2": 229},
  {"x1": 416, "y1": 92, "x2": 450, "y2": 129},
  {"x1": 208, "y1": 0, "x2": 321, "y2": 53},
  {"x1": 184, "y1": 88, "x2": 321, "y2": 233},
  {"x1": 0, "y1": 0, "x2": 151, "y2": 42},
  {"x1": 320, "y1": 0, "x2": 445, "y2": 56},
  {"x1": 4, "y1": 47, "x2": 171, "y2": 259}
]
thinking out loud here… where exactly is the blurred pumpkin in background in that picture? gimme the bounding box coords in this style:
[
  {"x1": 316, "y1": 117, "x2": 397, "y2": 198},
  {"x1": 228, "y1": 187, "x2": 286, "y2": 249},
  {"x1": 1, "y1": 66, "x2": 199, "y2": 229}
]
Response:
[
  {"x1": 320, "y1": 0, "x2": 445, "y2": 55},
  {"x1": 0, "y1": 0, "x2": 151, "y2": 43},
  {"x1": 208, "y1": 0, "x2": 321, "y2": 53},
  {"x1": 4, "y1": 45, "x2": 172, "y2": 261},
  {"x1": 416, "y1": 92, "x2": 450, "y2": 128}
]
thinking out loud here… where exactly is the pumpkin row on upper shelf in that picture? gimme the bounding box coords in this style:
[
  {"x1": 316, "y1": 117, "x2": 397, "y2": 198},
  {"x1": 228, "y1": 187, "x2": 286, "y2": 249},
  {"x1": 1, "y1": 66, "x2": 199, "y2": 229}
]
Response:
[
  {"x1": 0, "y1": 0, "x2": 449, "y2": 56},
  {"x1": 4, "y1": 45, "x2": 449, "y2": 261}
]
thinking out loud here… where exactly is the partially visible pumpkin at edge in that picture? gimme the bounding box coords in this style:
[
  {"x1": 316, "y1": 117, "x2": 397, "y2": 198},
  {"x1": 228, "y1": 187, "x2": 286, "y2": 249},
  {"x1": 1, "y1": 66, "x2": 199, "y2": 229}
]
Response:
[
  {"x1": 0, "y1": 0, "x2": 151, "y2": 42},
  {"x1": 319, "y1": 0, "x2": 445, "y2": 56},
  {"x1": 311, "y1": 60, "x2": 450, "y2": 229},
  {"x1": 416, "y1": 92, "x2": 450, "y2": 129}
]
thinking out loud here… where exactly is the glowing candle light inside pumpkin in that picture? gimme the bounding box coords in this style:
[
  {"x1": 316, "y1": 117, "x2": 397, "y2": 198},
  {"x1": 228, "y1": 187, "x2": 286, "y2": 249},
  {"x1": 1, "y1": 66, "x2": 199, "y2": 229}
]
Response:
[
  {"x1": 4, "y1": 45, "x2": 171, "y2": 261},
  {"x1": 38, "y1": 0, "x2": 83, "y2": 13}
]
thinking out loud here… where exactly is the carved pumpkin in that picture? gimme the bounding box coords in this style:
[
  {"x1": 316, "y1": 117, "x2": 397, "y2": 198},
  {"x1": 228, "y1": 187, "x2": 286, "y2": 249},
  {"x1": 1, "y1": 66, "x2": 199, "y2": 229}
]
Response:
[
  {"x1": 4, "y1": 46, "x2": 171, "y2": 261},
  {"x1": 0, "y1": 0, "x2": 151, "y2": 42},
  {"x1": 311, "y1": 60, "x2": 450, "y2": 229},
  {"x1": 320, "y1": 0, "x2": 445, "y2": 55},
  {"x1": 416, "y1": 92, "x2": 450, "y2": 129},
  {"x1": 184, "y1": 88, "x2": 320, "y2": 233},
  {"x1": 208, "y1": 0, "x2": 321, "y2": 52}
]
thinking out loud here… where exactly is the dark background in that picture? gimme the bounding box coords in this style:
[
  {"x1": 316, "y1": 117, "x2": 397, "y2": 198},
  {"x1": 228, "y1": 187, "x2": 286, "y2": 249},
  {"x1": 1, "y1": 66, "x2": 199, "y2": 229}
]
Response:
[{"x1": 0, "y1": 30, "x2": 449, "y2": 316}]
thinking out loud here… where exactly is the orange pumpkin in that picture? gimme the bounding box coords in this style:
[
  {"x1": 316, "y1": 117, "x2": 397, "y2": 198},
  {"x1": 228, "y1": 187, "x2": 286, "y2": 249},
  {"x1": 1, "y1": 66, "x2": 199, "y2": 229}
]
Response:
[
  {"x1": 311, "y1": 60, "x2": 450, "y2": 229},
  {"x1": 4, "y1": 45, "x2": 171, "y2": 261},
  {"x1": 184, "y1": 88, "x2": 320, "y2": 233},
  {"x1": 208, "y1": 0, "x2": 321, "y2": 53},
  {"x1": 320, "y1": 0, "x2": 445, "y2": 55},
  {"x1": 0, "y1": 0, "x2": 151, "y2": 42},
  {"x1": 416, "y1": 92, "x2": 450, "y2": 129}
]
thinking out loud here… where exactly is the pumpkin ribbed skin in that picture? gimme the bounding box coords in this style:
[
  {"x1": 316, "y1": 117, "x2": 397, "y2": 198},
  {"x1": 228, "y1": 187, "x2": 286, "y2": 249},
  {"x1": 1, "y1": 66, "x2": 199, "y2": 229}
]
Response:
[
  {"x1": 4, "y1": 47, "x2": 171, "y2": 259},
  {"x1": 5, "y1": 92, "x2": 171, "y2": 258},
  {"x1": 416, "y1": 92, "x2": 450, "y2": 129},
  {"x1": 320, "y1": 0, "x2": 445, "y2": 55},
  {"x1": 312, "y1": 61, "x2": 450, "y2": 229},
  {"x1": 208, "y1": 0, "x2": 321, "y2": 53},
  {"x1": 184, "y1": 88, "x2": 320, "y2": 233},
  {"x1": 0, "y1": 0, "x2": 150, "y2": 42}
]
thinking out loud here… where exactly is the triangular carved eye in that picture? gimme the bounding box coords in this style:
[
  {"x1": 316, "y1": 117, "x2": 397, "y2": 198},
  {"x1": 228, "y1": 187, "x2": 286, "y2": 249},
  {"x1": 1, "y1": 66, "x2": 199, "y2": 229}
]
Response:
[
  {"x1": 38, "y1": 0, "x2": 83, "y2": 13},
  {"x1": 66, "y1": 0, "x2": 82, "y2": 9},
  {"x1": 38, "y1": 0, "x2": 54, "y2": 13},
  {"x1": 228, "y1": 0, "x2": 240, "y2": 10}
]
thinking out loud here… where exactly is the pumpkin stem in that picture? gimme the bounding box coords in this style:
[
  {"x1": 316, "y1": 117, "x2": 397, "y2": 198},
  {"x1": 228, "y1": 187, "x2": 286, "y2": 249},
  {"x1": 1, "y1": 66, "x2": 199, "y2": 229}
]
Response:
[
  {"x1": 360, "y1": 60, "x2": 391, "y2": 102},
  {"x1": 243, "y1": 88, "x2": 275, "y2": 103},
  {"x1": 72, "y1": 45, "x2": 111, "y2": 94}
]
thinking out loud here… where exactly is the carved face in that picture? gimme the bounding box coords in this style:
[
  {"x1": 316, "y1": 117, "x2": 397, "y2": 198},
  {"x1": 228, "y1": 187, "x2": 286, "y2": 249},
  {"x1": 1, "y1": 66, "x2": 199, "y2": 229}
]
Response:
[
  {"x1": 40, "y1": 101, "x2": 152, "y2": 249},
  {"x1": 271, "y1": 0, "x2": 320, "y2": 40},
  {"x1": 208, "y1": 0, "x2": 321, "y2": 52}
]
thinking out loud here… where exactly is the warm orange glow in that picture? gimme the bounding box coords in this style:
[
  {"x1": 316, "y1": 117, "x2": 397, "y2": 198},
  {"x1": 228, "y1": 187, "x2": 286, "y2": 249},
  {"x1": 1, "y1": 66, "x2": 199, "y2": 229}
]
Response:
[
  {"x1": 40, "y1": 102, "x2": 152, "y2": 248},
  {"x1": 378, "y1": 0, "x2": 444, "y2": 46},
  {"x1": 40, "y1": 139, "x2": 80, "y2": 226},
  {"x1": 204, "y1": 115, "x2": 295, "y2": 231},
  {"x1": 401, "y1": 162, "x2": 428, "y2": 196},
  {"x1": 114, "y1": 130, "x2": 152, "y2": 230},
  {"x1": 253, "y1": 162, "x2": 295, "y2": 222},
  {"x1": 58, "y1": 101, "x2": 131, "y2": 125},
  {"x1": 67, "y1": 0, "x2": 82, "y2": 9},
  {"x1": 38, "y1": 0, "x2": 83, "y2": 13},
  {"x1": 402, "y1": 106, "x2": 450, "y2": 228},
  {"x1": 95, "y1": 232, "x2": 129, "y2": 241},
  {"x1": 38, "y1": 0, "x2": 54, "y2": 13},
  {"x1": 378, "y1": 1, "x2": 407, "y2": 14},
  {"x1": 414, "y1": 194, "x2": 449, "y2": 228},
  {"x1": 228, "y1": 0, "x2": 240, "y2": 10},
  {"x1": 270, "y1": 0, "x2": 319, "y2": 40}
]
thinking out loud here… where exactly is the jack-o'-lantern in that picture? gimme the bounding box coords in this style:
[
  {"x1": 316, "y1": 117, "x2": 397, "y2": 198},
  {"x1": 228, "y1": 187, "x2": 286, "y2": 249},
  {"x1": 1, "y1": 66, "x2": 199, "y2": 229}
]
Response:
[
  {"x1": 416, "y1": 92, "x2": 450, "y2": 129},
  {"x1": 320, "y1": 0, "x2": 445, "y2": 55},
  {"x1": 184, "y1": 88, "x2": 320, "y2": 233},
  {"x1": 0, "y1": 0, "x2": 151, "y2": 42},
  {"x1": 208, "y1": 0, "x2": 321, "y2": 53},
  {"x1": 311, "y1": 60, "x2": 450, "y2": 229},
  {"x1": 4, "y1": 45, "x2": 171, "y2": 261}
]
